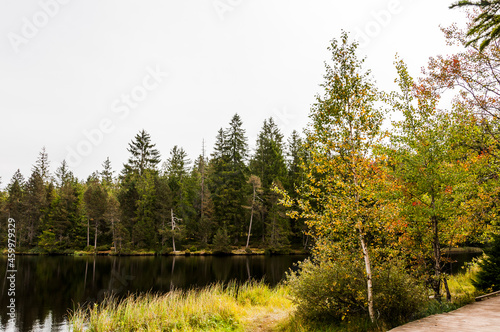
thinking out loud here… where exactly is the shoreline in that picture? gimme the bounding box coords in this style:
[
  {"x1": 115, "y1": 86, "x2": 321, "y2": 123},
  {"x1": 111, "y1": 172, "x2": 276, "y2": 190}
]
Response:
[{"x1": 1, "y1": 247, "x2": 309, "y2": 257}]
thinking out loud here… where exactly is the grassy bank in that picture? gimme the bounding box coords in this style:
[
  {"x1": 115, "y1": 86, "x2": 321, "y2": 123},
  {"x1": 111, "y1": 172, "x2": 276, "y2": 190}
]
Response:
[
  {"x1": 69, "y1": 265, "x2": 481, "y2": 332},
  {"x1": 70, "y1": 281, "x2": 294, "y2": 332}
]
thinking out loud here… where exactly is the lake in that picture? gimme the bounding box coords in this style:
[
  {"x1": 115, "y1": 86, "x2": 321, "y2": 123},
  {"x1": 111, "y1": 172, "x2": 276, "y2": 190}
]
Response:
[{"x1": 0, "y1": 254, "x2": 307, "y2": 332}]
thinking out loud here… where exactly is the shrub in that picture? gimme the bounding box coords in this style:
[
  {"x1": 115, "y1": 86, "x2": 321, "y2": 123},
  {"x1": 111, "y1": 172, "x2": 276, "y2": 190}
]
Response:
[
  {"x1": 97, "y1": 245, "x2": 110, "y2": 251},
  {"x1": 212, "y1": 228, "x2": 231, "y2": 254},
  {"x1": 473, "y1": 233, "x2": 500, "y2": 292},
  {"x1": 286, "y1": 257, "x2": 426, "y2": 326},
  {"x1": 83, "y1": 245, "x2": 95, "y2": 253},
  {"x1": 372, "y1": 261, "x2": 427, "y2": 325},
  {"x1": 62, "y1": 249, "x2": 75, "y2": 255}
]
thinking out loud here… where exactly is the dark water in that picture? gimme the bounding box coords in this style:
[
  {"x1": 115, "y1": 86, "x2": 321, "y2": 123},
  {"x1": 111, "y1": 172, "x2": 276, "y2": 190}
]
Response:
[
  {"x1": 442, "y1": 251, "x2": 482, "y2": 275},
  {"x1": 0, "y1": 254, "x2": 306, "y2": 332}
]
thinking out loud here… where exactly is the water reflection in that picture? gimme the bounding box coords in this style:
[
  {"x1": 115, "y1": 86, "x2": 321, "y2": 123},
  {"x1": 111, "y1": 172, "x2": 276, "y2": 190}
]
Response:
[{"x1": 0, "y1": 255, "x2": 306, "y2": 331}]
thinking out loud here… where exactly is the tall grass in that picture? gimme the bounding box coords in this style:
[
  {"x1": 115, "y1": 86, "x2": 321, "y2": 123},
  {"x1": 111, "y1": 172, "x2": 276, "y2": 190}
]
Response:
[
  {"x1": 70, "y1": 281, "x2": 293, "y2": 332},
  {"x1": 416, "y1": 263, "x2": 480, "y2": 318},
  {"x1": 447, "y1": 263, "x2": 479, "y2": 302}
]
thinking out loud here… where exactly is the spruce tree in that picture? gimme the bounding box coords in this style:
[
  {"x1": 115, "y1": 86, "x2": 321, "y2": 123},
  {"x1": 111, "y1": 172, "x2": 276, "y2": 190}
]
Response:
[
  {"x1": 250, "y1": 117, "x2": 289, "y2": 247},
  {"x1": 119, "y1": 130, "x2": 162, "y2": 249},
  {"x1": 24, "y1": 150, "x2": 53, "y2": 247},
  {"x1": 286, "y1": 130, "x2": 308, "y2": 248},
  {"x1": 122, "y1": 130, "x2": 161, "y2": 176},
  {"x1": 7, "y1": 170, "x2": 25, "y2": 247},
  {"x1": 43, "y1": 161, "x2": 84, "y2": 251},
  {"x1": 84, "y1": 177, "x2": 108, "y2": 249},
  {"x1": 165, "y1": 145, "x2": 195, "y2": 242},
  {"x1": 209, "y1": 114, "x2": 249, "y2": 243},
  {"x1": 101, "y1": 157, "x2": 114, "y2": 186}
]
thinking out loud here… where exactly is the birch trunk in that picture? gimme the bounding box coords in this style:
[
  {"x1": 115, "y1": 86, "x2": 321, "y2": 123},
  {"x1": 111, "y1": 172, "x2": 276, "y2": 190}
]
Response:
[{"x1": 359, "y1": 230, "x2": 375, "y2": 323}]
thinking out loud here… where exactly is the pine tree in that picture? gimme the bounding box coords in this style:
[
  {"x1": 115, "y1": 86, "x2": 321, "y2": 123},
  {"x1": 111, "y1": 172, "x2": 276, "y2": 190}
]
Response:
[
  {"x1": 42, "y1": 161, "x2": 84, "y2": 251},
  {"x1": 286, "y1": 130, "x2": 308, "y2": 248},
  {"x1": 155, "y1": 175, "x2": 172, "y2": 249},
  {"x1": 134, "y1": 170, "x2": 157, "y2": 248},
  {"x1": 286, "y1": 130, "x2": 305, "y2": 191},
  {"x1": 105, "y1": 193, "x2": 123, "y2": 253},
  {"x1": 164, "y1": 146, "x2": 196, "y2": 241},
  {"x1": 122, "y1": 130, "x2": 161, "y2": 176},
  {"x1": 209, "y1": 115, "x2": 249, "y2": 243},
  {"x1": 165, "y1": 145, "x2": 190, "y2": 208},
  {"x1": 24, "y1": 150, "x2": 53, "y2": 247},
  {"x1": 250, "y1": 118, "x2": 289, "y2": 247},
  {"x1": 251, "y1": 118, "x2": 287, "y2": 189},
  {"x1": 195, "y1": 142, "x2": 215, "y2": 245},
  {"x1": 119, "y1": 130, "x2": 162, "y2": 249},
  {"x1": 33, "y1": 147, "x2": 51, "y2": 184},
  {"x1": 101, "y1": 157, "x2": 114, "y2": 186},
  {"x1": 84, "y1": 177, "x2": 108, "y2": 249},
  {"x1": 55, "y1": 160, "x2": 72, "y2": 188},
  {"x1": 209, "y1": 128, "x2": 229, "y2": 229},
  {"x1": 7, "y1": 170, "x2": 25, "y2": 247}
]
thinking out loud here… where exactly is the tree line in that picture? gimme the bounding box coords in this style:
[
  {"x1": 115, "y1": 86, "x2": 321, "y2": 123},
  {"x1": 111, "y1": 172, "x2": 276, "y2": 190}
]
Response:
[{"x1": 0, "y1": 116, "x2": 307, "y2": 254}]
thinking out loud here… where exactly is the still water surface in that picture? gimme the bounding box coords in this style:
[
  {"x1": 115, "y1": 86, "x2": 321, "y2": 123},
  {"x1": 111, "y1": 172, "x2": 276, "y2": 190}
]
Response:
[{"x1": 0, "y1": 255, "x2": 306, "y2": 331}]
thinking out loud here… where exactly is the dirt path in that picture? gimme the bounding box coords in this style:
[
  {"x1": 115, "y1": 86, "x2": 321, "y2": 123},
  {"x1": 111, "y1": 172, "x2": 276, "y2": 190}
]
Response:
[
  {"x1": 243, "y1": 308, "x2": 290, "y2": 332},
  {"x1": 389, "y1": 295, "x2": 500, "y2": 332}
]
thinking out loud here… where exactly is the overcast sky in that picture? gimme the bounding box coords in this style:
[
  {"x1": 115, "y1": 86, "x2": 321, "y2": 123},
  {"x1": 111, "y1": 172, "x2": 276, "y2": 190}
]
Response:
[{"x1": 0, "y1": 0, "x2": 466, "y2": 186}]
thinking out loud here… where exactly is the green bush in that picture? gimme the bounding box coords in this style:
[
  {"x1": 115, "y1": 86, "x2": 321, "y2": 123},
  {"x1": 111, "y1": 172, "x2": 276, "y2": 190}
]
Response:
[
  {"x1": 473, "y1": 233, "x2": 500, "y2": 292},
  {"x1": 212, "y1": 228, "x2": 231, "y2": 254},
  {"x1": 286, "y1": 257, "x2": 426, "y2": 326},
  {"x1": 245, "y1": 247, "x2": 253, "y2": 254},
  {"x1": 83, "y1": 245, "x2": 95, "y2": 252},
  {"x1": 96, "y1": 245, "x2": 110, "y2": 251},
  {"x1": 372, "y1": 261, "x2": 427, "y2": 325}
]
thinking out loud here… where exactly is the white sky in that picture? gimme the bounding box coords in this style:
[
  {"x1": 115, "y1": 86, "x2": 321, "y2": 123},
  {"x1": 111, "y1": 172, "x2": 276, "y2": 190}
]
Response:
[{"x1": 0, "y1": 0, "x2": 466, "y2": 186}]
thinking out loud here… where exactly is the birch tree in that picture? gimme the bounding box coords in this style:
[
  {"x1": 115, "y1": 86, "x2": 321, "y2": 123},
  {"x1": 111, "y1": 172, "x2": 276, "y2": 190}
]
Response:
[{"x1": 280, "y1": 32, "x2": 386, "y2": 322}]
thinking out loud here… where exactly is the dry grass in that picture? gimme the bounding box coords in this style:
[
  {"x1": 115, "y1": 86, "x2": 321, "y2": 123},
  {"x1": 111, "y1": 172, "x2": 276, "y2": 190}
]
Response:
[{"x1": 70, "y1": 281, "x2": 294, "y2": 332}]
